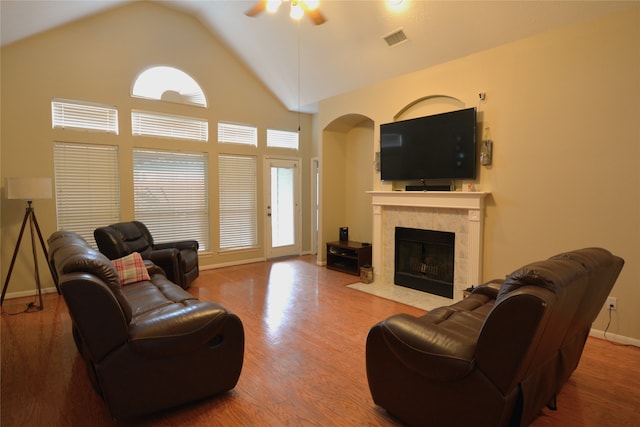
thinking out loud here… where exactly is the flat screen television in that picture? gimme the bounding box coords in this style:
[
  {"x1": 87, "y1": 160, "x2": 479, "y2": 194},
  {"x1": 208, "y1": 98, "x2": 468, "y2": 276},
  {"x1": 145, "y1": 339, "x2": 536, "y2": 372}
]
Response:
[{"x1": 380, "y1": 107, "x2": 477, "y2": 182}]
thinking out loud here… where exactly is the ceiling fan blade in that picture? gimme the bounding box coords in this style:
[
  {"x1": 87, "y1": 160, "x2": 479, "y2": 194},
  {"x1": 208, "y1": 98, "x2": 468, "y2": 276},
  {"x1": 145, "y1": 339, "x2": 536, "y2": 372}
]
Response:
[
  {"x1": 245, "y1": 1, "x2": 266, "y2": 17},
  {"x1": 299, "y1": 3, "x2": 326, "y2": 26},
  {"x1": 306, "y1": 9, "x2": 326, "y2": 25}
]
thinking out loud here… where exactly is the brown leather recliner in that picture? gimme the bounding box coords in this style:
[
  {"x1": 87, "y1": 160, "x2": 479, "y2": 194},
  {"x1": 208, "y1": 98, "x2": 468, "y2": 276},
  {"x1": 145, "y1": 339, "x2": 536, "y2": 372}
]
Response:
[
  {"x1": 94, "y1": 221, "x2": 199, "y2": 289},
  {"x1": 48, "y1": 231, "x2": 244, "y2": 420},
  {"x1": 366, "y1": 248, "x2": 624, "y2": 427}
]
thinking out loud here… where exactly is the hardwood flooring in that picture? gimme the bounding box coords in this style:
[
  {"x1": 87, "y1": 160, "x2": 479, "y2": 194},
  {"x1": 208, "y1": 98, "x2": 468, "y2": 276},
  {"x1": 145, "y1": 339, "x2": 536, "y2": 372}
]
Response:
[{"x1": 1, "y1": 255, "x2": 639, "y2": 426}]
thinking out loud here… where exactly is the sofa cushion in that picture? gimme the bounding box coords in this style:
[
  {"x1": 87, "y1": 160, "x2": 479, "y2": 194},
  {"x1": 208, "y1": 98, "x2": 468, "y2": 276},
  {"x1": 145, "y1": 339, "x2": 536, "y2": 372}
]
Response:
[
  {"x1": 112, "y1": 252, "x2": 150, "y2": 285},
  {"x1": 122, "y1": 274, "x2": 196, "y2": 318}
]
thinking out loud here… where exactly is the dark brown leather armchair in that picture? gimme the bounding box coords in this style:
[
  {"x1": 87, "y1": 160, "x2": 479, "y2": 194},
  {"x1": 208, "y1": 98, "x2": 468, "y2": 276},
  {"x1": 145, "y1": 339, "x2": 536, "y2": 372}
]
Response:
[
  {"x1": 94, "y1": 221, "x2": 199, "y2": 289},
  {"x1": 366, "y1": 248, "x2": 624, "y2": 427}
]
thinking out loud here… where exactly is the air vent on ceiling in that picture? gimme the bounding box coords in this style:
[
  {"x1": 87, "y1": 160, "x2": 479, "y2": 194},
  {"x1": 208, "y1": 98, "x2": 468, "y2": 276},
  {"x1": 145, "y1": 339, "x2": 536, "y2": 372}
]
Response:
[{"x1": 383, "y1": 28, "x2": 408, "y2": 47}]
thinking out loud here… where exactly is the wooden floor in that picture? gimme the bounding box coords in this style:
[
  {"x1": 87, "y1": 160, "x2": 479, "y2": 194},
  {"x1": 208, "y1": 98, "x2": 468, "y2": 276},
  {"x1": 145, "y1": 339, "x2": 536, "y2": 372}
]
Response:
[{"x1": 1, "y1": 255, "x2": 639, "y2": 426}]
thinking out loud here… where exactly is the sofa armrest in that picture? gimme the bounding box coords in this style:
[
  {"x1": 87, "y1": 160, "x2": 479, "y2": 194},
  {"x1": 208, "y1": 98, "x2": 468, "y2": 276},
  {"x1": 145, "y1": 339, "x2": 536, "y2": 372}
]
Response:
[
  {"x1": 372, "y1": 313, "x2": 476, "y2": 381},
  {"x1": 127, "y1": 302, "x2": 238, "y2": 357},
  {"x1": 147, "y1": 247, "x2": 180, "y2": 277},
  {"x1": 147, "y1": 247, "x2": 179, "y2": 263},
  {"x1": 61, "y1": 273, "x2": 129, "y2": 362},
  {"x1": 475, "y1": 289, "x2": 552, "y2": 393},
  {"x1": 472, "y1": 279, "x2": 504, "y2": 299},
  {"x1": 154, "y1": 240, "x2": 199, "y2": 252}
]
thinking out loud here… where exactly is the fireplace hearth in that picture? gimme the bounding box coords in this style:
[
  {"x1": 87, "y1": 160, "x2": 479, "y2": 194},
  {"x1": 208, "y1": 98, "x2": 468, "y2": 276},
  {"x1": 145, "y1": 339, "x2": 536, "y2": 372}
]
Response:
[{"x1": 395, "y1": 227, "x2": 455, "y2": 298}]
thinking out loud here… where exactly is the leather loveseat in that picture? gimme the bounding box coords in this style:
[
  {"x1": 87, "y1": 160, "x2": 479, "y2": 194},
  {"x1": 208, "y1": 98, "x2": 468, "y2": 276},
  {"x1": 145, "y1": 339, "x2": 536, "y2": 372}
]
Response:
[
  {"x1": 48, "y1": 231, "x2": 244, "y2": 420},
  {"x1": 366, "y1": 248, "x2": 624, "y2": 427},
  {"x1": 94, "y1": 221, "x2": 199, "y2": 289}
]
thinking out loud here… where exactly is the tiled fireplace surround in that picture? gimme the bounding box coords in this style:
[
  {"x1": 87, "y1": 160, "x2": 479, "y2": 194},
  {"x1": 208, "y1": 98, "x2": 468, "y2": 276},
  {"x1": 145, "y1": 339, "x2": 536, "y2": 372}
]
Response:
[{"x1": 357, "y1": 191, "x2": 489, "y2": 311}]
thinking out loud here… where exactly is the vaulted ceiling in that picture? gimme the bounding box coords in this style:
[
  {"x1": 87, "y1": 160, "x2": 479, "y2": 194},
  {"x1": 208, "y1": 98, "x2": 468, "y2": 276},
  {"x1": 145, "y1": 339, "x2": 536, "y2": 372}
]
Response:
[{"x1": 1, "y1": 1, "x2": 636, "y2": 113}]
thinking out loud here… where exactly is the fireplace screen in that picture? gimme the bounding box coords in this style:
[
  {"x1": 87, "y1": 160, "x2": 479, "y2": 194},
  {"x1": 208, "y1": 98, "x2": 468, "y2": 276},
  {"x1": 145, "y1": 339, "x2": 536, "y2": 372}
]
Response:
[{"x1": 394, "y1": 227, "x2": 454, "y2": 298}]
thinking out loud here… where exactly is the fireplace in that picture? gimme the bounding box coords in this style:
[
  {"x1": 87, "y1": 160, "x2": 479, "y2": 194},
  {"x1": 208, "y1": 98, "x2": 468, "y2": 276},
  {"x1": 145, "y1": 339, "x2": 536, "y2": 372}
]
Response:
[
  {"x1": 367, "y1": 191, "x2": 489, "y2": 309},
  {"x1": 395, "y1": 227, "x2": 455, "y2": 298}
]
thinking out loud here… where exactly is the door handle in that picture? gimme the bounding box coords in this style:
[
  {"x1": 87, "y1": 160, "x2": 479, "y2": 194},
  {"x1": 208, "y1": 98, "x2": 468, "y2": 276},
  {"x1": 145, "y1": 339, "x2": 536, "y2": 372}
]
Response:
[{"x1": 267, "y1": 205, "x2": 272, "y2": 217}]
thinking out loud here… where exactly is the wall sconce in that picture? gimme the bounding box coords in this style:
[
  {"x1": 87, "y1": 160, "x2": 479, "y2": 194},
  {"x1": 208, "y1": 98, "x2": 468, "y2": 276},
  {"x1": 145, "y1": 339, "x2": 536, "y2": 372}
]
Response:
[{"x1": 480, "y1": 140, "x2": 493, "y2": 166}]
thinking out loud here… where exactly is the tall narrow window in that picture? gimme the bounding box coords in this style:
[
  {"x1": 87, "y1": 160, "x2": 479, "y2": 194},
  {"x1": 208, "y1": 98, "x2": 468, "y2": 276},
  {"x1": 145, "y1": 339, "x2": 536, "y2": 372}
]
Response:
[
  {"x1": 218, "y1": 154, "x2": 258, "y2": 250},
  {"x1": 133, "y1": 149, "x2": 209, "y2": 250},
  {"x1": 54, "y1": 143, "x2": 120, "y2": 246},
  {"x1": 52, "y1": 98, "x2": 118, "y2": 134}
]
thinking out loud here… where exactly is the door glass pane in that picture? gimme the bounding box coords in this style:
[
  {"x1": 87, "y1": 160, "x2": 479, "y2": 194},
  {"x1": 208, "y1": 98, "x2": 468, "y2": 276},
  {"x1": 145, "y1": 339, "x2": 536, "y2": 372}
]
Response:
[{"x1": 271, "y1": 166, "x2": 294, "y2": 247}]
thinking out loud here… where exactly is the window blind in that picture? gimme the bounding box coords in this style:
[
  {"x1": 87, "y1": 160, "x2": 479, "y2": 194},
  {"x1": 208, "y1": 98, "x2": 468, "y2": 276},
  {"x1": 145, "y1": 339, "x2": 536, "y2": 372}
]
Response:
[
  {"x1": 218, "y1": 122, "x2": 258, "y2": 146},
  {"x1": 52, "y1": 98, "x2": 119, "y2": 134},
  {"x1": 218, "y1": 154, "x2": 258, "y2": 250},
  {"x1": 133, "y1": 149, "x2": 209, "y2": 250},
  {"x1": 131, "y1": 111, "x2": 208, "y2": 141},
  {"x1": 267, "y1": 128, "x2": 299, "y2": 150},
  {"x1": 53, "y1": 143, "x2": 120, "y2": 247}
]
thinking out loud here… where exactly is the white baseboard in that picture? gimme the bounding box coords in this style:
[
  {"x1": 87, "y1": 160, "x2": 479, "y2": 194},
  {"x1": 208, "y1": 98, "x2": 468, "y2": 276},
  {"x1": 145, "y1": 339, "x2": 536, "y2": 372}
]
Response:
[
  {"x1": 2, "y1": 286, "x2": 59, "y2": 300},
  {"x1": 200, "y1": 257, "x2": 266, "y2": 270},
  {"x1": 589, "y1": 328, "x2": 640, "y2": 347}
]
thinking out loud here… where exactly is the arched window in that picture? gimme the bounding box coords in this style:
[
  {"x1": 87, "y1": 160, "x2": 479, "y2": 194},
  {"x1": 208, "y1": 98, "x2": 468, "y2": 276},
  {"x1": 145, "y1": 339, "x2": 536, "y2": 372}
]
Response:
[
  {"x1": 130, "y1": 66, "x2": 210, "y2": 249},
  {"x1": 131, "y1": 66, "x2": 207, "y2": 107}
]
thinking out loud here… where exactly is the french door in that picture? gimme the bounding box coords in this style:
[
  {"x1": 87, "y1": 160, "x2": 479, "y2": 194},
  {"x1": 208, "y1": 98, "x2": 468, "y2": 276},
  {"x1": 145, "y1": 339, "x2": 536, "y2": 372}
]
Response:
[{"x1": 264, "y1": 157, "x2": 301, "y2": 259}]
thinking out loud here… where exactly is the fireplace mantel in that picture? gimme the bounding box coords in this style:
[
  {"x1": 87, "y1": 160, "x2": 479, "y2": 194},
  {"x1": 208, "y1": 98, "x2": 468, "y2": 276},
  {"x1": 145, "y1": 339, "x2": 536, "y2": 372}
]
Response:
[
  {"x1": 368, "y1": 191, "x2": 489, "y2": 210},
  {"x1": 366, "y1": 191, "x2": 490, "y2": 307}
]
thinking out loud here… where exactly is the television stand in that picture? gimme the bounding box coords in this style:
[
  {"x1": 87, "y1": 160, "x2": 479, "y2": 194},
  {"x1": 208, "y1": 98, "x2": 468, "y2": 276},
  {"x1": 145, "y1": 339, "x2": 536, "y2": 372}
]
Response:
[{"x1": 326, "y1": 241, "x2": 372, "y2": 276}]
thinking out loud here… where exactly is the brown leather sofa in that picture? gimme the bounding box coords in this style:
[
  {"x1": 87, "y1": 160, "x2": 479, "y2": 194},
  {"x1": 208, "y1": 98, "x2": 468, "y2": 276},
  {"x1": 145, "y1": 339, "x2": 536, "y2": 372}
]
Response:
[
  {"x1": 94, "y1": 221, "x2": 199, "y2": 289},
  {"x1": 366, "y1": 248, "x2": 624, "y2": 427},
  {"x1": 48, "y1": 231, "x2": 244, "y2": 420}
]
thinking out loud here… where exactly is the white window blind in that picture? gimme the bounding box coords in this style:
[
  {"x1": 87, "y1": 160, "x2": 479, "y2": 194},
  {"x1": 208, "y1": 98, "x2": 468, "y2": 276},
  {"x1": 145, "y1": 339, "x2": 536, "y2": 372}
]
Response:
[
  {"x1": 218, "y1": 122, "x2": 258, "y2": 146},
  {"x1": 133, "y1": 149, "x2": 209, "y2": 250},
  {"x1": 52, "y1": 98, "x2": 119, "y2": 134},
  {"x1": 267, "y1": 128, "x2": 299, "y2": 150},
  {"x1": 54, "y1": 143, "x2": 120, "y2": 246},
  {"x1": 218, "y1": 154, "x2": 258, "y2": 250},
  {"x1": 131, "y1": 111, "x2": 208, "y2": 142}
]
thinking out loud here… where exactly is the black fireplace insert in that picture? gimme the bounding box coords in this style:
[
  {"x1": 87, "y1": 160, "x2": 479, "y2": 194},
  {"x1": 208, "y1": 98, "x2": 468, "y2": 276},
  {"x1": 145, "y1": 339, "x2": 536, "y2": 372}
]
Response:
[{"x1": 394, "y1": 227, "x2": 454, "y2": 298}]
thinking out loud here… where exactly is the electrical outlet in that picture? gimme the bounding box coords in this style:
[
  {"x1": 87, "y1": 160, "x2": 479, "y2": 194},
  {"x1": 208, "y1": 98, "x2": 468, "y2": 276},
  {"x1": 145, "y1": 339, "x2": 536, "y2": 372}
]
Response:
[{"x1": 606, "y1": 296, "x2": 617, "y2": 311}]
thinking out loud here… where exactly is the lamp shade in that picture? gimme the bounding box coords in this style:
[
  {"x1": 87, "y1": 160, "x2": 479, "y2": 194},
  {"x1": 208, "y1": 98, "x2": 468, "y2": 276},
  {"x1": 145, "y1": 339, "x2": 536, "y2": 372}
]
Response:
[{"x1": 6, "y1": 177, "x2": 52, "y2": 201}]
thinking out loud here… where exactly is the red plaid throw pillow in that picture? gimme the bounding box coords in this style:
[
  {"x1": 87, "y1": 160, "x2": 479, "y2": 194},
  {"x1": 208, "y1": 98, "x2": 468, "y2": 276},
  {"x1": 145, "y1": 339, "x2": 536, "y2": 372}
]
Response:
[{"x1": 112, "y1": 252, "x2": 150, "y2": 286}]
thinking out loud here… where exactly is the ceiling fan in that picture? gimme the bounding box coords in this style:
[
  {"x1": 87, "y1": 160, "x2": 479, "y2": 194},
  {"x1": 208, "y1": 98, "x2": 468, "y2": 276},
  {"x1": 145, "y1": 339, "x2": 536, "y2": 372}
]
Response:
[{"x1": 245, "y1": 0, "x2": 327, "y2": 25}]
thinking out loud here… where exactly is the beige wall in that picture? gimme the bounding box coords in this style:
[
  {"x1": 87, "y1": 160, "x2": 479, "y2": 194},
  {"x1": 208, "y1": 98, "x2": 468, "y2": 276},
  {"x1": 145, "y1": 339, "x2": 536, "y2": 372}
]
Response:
[
  {"x1": 320, "y1": 118, "x2": 374, "y2": 248},
  {"x1": 317, "y1": 9, "x2": 640, "y2": 341},
  {"x1": 344, "y1": 124, "x2": 374, "y2": 244},
  {"x1": 1, "y1": 2, "x2": 313, "y2": 297}
]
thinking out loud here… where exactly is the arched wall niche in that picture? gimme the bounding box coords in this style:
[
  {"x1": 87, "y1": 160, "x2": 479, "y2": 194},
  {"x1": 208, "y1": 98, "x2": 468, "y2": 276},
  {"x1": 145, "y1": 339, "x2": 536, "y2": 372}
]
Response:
[
  {"x1": 319, "y1": 113, "x2": 374, "y2": 261},
  {"x1": 394, "y1": 94, "x2": 465, "y2": 121},
  {"x1": 324, "y1": 113, "x2": 372, "y2": 132}
]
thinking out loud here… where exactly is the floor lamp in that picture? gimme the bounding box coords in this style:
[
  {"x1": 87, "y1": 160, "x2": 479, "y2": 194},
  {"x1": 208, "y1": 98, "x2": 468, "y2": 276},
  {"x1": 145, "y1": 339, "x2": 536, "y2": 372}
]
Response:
[{"x1": 1, "y1": 177, "x2": 59, "y2": 311}]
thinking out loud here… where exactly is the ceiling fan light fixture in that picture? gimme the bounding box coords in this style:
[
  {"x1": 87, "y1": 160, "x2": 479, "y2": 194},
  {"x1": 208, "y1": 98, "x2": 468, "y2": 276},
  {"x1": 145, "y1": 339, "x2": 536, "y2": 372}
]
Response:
[
  {"x1": 266, "y1": 0, "x2": 282, "y2": 14},
  {"x1": 387, "y1": 0, "x2": 408, "y2": 12},
  {"x1": 304, "y1": 0, "x2": 320, "y2": 11},
  {"x1": 290, "y1": 1, "x2": 304, "y2": 20},
  {"x1": 245, "y1": 0, "x2": 326, "y2": 25}
]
